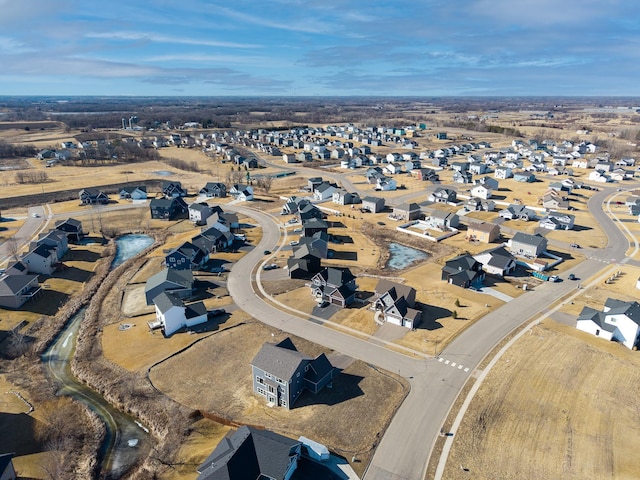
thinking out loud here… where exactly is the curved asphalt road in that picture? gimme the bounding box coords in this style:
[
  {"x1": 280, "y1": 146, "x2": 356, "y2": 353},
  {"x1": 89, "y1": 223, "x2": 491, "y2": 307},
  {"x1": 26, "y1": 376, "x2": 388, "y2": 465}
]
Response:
[
  {"x1": 227, "y1": 184, "x2": 632, "y2": 480},
  {"x1": 4, "y1": 183, "x2": 630, "y2": 480}
]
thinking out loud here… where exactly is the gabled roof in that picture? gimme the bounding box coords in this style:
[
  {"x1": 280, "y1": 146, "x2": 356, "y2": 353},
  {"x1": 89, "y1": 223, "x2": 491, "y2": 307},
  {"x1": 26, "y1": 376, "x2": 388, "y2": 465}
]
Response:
[
  {"x1": 145, "y1": 268, "x2": 193, "y2": 292},
  {"x1": 153, "y1": 291, "x2": 183, "y2": 314},
  {"x1": 0, "y1": 274, "x2": 38, "y2": 295},
  {"x1": 196, "y1": 426, "x2": 300, "y2": 480},
  {"x1": 511, "y1": 232, "x2": 547, "y2": 247},
  {"x1": 443, "y1": 254, "x2": 481, "y2": 273},
  {"x1": 251, "y1": 338, "x2": 311, "y2": 381},
  {"x1": 604, "y1": 298, "x2": 640, "y2": 326},
  {"x1": 55, "y1": 217, "x2": 82, "y2": 230},
  {"x1": 305, "y1": 353, "x2": 333, "y2": 385}
]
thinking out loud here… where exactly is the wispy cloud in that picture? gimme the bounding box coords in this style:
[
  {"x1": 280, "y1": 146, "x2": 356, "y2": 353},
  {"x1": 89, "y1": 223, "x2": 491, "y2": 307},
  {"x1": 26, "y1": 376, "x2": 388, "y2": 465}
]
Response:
[
  {"x1": 86, "y1": 31, "x2": 259, "y2": 49},
  {"x1": 215, "y1": 6, "x2": 331, "y2": 34}
]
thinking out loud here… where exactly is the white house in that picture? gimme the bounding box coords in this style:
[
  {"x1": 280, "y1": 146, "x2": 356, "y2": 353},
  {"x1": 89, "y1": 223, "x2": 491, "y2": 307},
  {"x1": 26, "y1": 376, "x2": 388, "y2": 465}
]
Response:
[
  {"x1": 576, "y1": 299, "x2": 640, "y2": 349},
  {"x1": 230, "y1": 184, "x2": 254, "y2": 201},
  {"x1": 153, "y1": 292, "x2": 208, "y2": 336},
  {"x1": 313, "y1": 182, "x2": 336, "y2": 201},
  {"x1": 375, "y1": 177, "x2": 397, "y2": 191},
  {"x1": 470, "y1": 184, "x2": 493, "y2": 200}
]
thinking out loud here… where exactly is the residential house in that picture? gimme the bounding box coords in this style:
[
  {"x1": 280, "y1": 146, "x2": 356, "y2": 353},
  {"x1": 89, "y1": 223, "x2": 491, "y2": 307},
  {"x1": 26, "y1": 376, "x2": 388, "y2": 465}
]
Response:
[
  {"x1": 441, "y1": 254, "x2": 485, "y2": 288},
  {"x1": 21, "y1": 244, "x2": 57, "y2": 275},
  {"x1": 514, "y1": 171, "x2": 536, "y2": 182},
  {"x1": 414, "y1": 168, "x2": 439, "y2": 182},
  {"x1": 539, "y1": 211, "x2": 575, "y2": 230},
  {"x1": 453, "y1": 170, "x2": 473, "y2": 184},
  {"x1": 467, "y1": 222, "x2": 500, "y2": 243},
  {"x1": 576, "y1": 298, "x2": 640, "y2": 349},
  {"x1": 153, "y1": 291, "x2": 208, "y2": 336},
  {"x1": 149, "y1": 197, "x2": 188, "y2": 220},
  {"x1": 230, "y1": 184, "x2": 254, "y2": 201},
  {"x1": 165, "y1": 241, "x2": 208, "y2": 271},
  {"x1": 450, "y1": 161, "x2": 469, "y2": 173},
  {"x1": 188, "y1": 202, "x2": 214, "y2": 225},
  {"x1": 0, "y1": 453, "x2": 16, "y2": 480},
  {"x1": 301, "y1": 218, "x2": 329, "y2": 238},
  {"x1": 494, "y1": 166, "x2": 513, "y2": 179},
  {"x1": 542, "y1": 190, "x2": 570, "y2": 210},
  {"x1": 307, "y1": 177, "x2": 324, "y2": 191},
  {"x1": 332, "y1": 189, "x2": 361, "y2": 206},
  {"x1": 425, "y1": 210, "x2": 459, "y2": 230},
  {"x1": 196, "y1": 426, "x2": 302, "y2": 480},
  {"x1": 144, "y1": 268, "x2": 194, "y2": 305},
  {"x1": 465, "y1": 197, "x2": 495, "y2": 212},
  {"x1": 310, "y1": 267, "x2": 357, "y2": 307},
  {"x1": 375, "y1": 176, "x2": 397, "y2": 191},
  {"x1": 509, "y1": 232, "x2": 548, "y2": 257},
  {"x1": 79, "y1": 188, "x2": 109, "y2": 205},
  {"x1": 119, "y1": 186, "x2": 147, "y2": 200},
  {"x1": 312, "y1": 182, "x2": 336, "y2": 201},
  {"x1": 54, "y1": 218, "x2": 84, "y2": 243},
  {"x1": 287, "y1": 245, "x2": 322, "y2": 279},
  {"x1": 200, "y1": 226, "x2": 234, "y2": 251},
  {"x1": 33, "y1": 230, "x2": 68, "y2": 261},
  {"x1": 361, "y1": 196, "x2": 385, "y2": 213},
  {"x1": 283, "y1": 153, "x2": 297, "y2": 164},
  {"x1": 428, "y1": 188, "x2": 457, "y2": 204},
  {"x1": 0, "y1": 274, "x2": 40, "y2": 309},
  {"x1": 468, "y1": 162, "x2": 488, "y2": 175},
  {"x1": 373, "y1": 279, "x2": 421, "y2": 329},
  {"x1": 470, "y1": 183, "x2": 493, "y2": 199},
  {"x1": 199, "y1": 182, "x2": 227, "y2": 198},
  {"x1": 499, "y1": 204, "x2": 536, "y2": 221},
  {"x1": 296, "y1": 231, "x2": 328, "y2": 259},
  {"x1": 392, "y1": 202, "x2": 421, "y2": 221},
  {"x1": 162, "y1": 181, "x2": 187, "y2": 198},
  {"x1": 474, "y1": 246, "x2": 517, "y2": 277},
  {"x1": 251, "y1": 337, "x2": 334, "y2": 409}
]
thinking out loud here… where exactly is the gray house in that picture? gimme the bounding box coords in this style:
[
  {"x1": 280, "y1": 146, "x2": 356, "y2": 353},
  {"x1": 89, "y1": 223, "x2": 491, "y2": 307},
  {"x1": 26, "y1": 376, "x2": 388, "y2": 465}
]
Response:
[
  {"x1": 196, "y1": 426, "x2": 302, "y2": 480},
  {"x1": 0, "y1": 274, "x2": 40, "y2": 309},
  {"x1": 251, "y1": 337, "x2": 334, "y2": 409},
  {"x1": 144, "y1": 268, "x2": 194, "y2": 305},
  {"x1": 362, "y1": 196, "x2": 385, "y2": 213},
  {"x1": 510, "y1": 232, "x2": 548, "y2": 257}
]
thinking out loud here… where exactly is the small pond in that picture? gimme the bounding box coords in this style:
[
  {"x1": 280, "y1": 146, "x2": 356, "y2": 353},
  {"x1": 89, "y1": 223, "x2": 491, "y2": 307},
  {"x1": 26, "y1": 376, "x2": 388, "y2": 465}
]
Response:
[
  {"x1": 387, "y1": 242, "x2": 428, "y2": 270},
  {"x1": 152, "y1": 170, "x2": 174, "y2": 176},
  {"x1": 112, "y1": 234, "x2": 154, "y2": 267}
]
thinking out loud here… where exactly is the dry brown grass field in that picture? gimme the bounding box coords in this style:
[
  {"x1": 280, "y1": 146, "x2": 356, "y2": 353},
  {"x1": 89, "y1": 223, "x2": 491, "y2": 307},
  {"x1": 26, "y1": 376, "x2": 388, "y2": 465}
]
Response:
[
  {"x1": 149, "y1": 321, "x2": 408, "y2": 476},
  {"x1": 442, "y1": 319, "x2": 640, "y2": 480}
]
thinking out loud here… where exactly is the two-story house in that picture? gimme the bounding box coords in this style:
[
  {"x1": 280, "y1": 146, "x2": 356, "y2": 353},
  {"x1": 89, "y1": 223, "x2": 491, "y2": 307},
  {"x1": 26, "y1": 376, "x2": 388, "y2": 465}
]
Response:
[{"x1": 310, "y1": 267, "x2": 357, "y2": 307}]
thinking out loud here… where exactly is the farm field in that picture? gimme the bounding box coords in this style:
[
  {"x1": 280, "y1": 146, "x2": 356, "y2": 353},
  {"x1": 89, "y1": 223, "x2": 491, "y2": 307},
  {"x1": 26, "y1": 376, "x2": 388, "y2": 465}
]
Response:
[{"x1": 442, "y1": 319, "x2": 640, "y2": 480}]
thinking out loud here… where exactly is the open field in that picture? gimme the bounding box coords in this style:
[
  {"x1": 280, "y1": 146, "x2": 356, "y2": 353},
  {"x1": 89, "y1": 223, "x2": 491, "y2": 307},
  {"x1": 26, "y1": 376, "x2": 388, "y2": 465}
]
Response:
[
  {"x1": 149, "y1": 321, "x2": 408, "y2": 476},
  {"x1": 442, "y1": 319, "x2": 640, "y2": 480}
]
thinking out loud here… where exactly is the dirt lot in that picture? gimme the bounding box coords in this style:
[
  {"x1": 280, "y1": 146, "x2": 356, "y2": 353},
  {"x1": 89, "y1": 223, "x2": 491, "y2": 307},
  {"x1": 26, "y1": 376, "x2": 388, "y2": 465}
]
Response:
[
  {"x1": 149, "y1": 321, "x2": 408, "y2": 476},
  {"x1": 442, "y1": 319, "x2": 640, "y2": 480}
]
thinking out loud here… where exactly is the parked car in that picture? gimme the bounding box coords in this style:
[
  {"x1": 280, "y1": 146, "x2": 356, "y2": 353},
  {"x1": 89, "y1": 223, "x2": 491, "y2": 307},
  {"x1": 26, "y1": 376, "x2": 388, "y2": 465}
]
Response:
[
  {"x1": 208, "y1": 308, "x2": 226, "y2": 318},
  {"x1": 570, "y1": 243, "x2": 580, "y2": 248},
  {"x1": 568, "y1": 273, "x2": 576, "y2": 280},
  {"x1": 289, "y1": 240, "x2": 299, "y2": 246},
  {"x1": 263, "y1": 250, "x2": 271, "y2": 255},
  {"x1": 549, "y1": 275, "x2": 560, "y2": 282},
  {"x1": 263, "y1": 264, "x2": 278, "y2": 270},
  {"x1": 210, "y1": 266, "x2": 226, "y2": 273},
  {"x1": 293, "y1": 228, "x2": 302, "y2": 233},
  {"x1": 31, "y1": 212, "x2": 40, "y2": 218}
]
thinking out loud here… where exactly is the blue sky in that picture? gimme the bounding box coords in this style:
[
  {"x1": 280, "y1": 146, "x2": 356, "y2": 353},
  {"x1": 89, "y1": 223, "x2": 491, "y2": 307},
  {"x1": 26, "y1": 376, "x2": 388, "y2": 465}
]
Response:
[{"x1": 1, "y1": 0, "x2": 639, "y2": 96}]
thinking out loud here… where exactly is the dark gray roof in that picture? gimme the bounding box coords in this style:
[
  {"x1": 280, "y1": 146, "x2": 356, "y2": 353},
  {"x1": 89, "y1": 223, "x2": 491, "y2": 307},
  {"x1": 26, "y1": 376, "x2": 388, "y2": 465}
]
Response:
[
  {"x1": 145, "y1": 268, "x2": 193, "y2": 293},
  {"x1": 511, "y1": 232, "x2": 547, "y2": 247},
  {"x1": 604, "y1": 298, "x2": 640, "y2": 326},
  {"x1": 251, "y1": 338, "x2": 310, "y2": 381},
  {"x1": 0, "y1": 274, "x2": 38, "y2": 295},
  {"x1": 185, "y1": 301, "x2": 207, "y2": 319},
  {"x1": 197, "y1": 426, "x2": 300, "y2": 480},
  {"x1": 305, "y1": 353, "x2": 333, "y2": 385},
  {"x1": 153, "y1": 291, "x2": 183, "y2": 314},
  {"x1": 55, "y1": 217, "x2": 82, "y2": 230},
  {"x1": 0, "y1": 453, "x2": 15, "y2": 475}
]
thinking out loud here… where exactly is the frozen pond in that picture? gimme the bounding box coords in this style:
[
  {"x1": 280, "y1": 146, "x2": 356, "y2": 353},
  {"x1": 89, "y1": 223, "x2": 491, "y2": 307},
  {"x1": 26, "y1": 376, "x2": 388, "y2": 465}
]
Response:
[
  {"x1": 152, "y1": 170, "x2": 173, "y2": 176},
  {"x1": 387, "y1": 242, "x2": 428, "y2": 270},
  {"x1": 112, "y1": 234, "x2": 153, "y2": 267}
]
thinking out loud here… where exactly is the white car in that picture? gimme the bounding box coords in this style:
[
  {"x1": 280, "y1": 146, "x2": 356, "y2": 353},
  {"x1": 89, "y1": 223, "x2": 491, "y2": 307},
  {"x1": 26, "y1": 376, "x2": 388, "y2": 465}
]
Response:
[
  {"x1": 31, "y1": 212, "x2": 40, "y2": 218},
  {"x1": 289, "y1": 241, "x2": 299, "y2": 246}
]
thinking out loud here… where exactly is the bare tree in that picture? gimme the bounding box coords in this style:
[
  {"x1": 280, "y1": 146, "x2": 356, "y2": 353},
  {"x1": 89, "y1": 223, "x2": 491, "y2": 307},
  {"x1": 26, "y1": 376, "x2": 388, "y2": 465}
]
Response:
[
  {"x1": 256, "y1": 175, "x2": 274, "y2": 194},
  {"x1": 5, "y1": 237, "x2": 20, "y2": 261}
]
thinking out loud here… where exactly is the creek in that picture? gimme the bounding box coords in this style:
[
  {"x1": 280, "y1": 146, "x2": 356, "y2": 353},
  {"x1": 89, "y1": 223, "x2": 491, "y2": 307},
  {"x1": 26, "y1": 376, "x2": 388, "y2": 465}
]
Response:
[{"x1": 42, "y1": 234, "x2": 154, "y2": 478}]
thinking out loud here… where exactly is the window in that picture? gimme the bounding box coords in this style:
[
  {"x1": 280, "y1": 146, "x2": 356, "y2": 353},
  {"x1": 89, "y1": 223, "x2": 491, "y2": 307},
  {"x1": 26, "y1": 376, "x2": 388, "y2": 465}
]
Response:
[
  {"x1": 265, "y1": 372, "x2": 272, "y2": 379},
  {"x1": 257, "y1": 387, "x2": 266, "y2": 396},
  {"x1": 281, "y1": 400, "x2": 287, "y2": 407},
  {"x1": 256, "y1": 376, "x2": 264, "y2": 384}
]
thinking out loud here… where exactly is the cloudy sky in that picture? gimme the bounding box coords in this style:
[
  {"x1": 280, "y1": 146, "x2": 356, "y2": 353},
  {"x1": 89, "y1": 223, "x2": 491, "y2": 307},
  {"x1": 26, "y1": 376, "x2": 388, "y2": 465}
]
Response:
[{"x1": 1, "y1": 0, "x2": 639, "y2": 96}]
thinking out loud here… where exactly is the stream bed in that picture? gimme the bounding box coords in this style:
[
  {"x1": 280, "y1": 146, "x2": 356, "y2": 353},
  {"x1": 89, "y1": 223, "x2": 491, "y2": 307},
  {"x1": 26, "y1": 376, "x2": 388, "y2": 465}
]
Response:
[{"x1": 42, "y1": 234, "x2": 154, "y2": 478}]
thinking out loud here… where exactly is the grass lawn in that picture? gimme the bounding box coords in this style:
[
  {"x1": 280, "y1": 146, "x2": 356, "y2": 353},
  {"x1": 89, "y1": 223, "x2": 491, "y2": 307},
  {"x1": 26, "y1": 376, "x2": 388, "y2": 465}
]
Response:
[
  {"x1": 149, "y1": 321, "x2": 408, "y2": 477},
  {"x1": 442, "y1": 319, "x2": 640, "y2": 480}
]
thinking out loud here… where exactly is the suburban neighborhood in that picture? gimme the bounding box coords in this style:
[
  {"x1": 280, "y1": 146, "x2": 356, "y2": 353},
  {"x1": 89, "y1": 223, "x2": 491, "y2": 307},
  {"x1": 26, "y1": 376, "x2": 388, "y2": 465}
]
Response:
[{"x1": 2, "y1": 97, "x2": 640, "y2": 480}]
